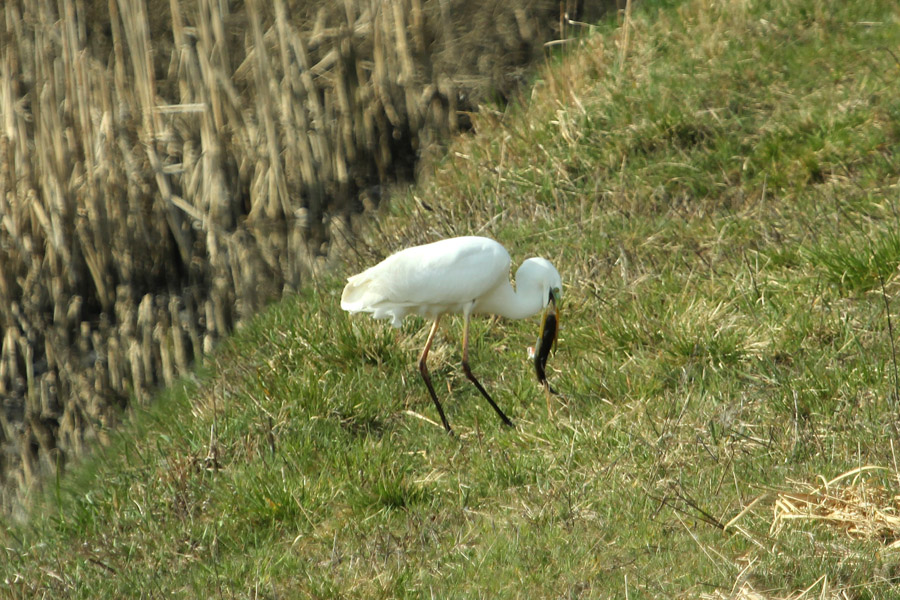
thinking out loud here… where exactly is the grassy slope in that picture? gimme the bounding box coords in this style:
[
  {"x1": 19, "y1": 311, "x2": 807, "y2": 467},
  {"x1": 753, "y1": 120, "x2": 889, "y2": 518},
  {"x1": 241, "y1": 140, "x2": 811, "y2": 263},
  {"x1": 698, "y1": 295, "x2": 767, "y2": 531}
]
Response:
[{"x1": 4, "y1": 0, "x2": 900, "y2": 597}]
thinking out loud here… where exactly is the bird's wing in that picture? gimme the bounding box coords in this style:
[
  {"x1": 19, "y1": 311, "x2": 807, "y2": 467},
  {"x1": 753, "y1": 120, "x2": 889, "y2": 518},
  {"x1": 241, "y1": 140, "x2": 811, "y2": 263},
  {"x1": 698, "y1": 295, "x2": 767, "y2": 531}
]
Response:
[
  {"x1": 387, "y1": 237, "x2": 511, "y2": 306},
  {"x1": 341, "y1": 237, "x2": 511, "y2": 314}
]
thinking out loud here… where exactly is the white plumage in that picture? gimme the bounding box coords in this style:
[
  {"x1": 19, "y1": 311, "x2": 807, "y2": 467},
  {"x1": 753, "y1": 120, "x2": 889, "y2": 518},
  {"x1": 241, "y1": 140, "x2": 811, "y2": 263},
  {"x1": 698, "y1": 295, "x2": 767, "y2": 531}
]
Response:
[{"x1": 341, "y1": 236, "x2": 562, "y2": 433}]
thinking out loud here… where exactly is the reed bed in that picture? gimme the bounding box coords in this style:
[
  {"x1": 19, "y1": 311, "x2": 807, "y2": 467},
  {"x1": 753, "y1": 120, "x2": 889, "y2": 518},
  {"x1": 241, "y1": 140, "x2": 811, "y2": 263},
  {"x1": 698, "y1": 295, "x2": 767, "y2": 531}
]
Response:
[{"x1": 0, "y1": 0, "x2": 615, "y2": 515}]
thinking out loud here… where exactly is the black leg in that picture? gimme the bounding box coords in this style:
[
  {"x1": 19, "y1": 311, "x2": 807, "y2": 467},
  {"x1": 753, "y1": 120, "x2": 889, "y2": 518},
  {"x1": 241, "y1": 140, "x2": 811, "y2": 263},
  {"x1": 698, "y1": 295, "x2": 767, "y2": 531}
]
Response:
[
  {"x1": 461, "y1": 313, "x2": 514, "y2": 428},
  {"x1": 418, "y1": 317, "x2": 453, "y2": 434}
]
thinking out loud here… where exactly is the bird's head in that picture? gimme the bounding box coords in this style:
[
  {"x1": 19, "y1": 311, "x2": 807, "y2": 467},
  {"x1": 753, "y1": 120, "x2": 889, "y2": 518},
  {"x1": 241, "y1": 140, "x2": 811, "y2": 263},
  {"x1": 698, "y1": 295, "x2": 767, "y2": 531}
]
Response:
[{"x1": 517, "y1": 257, "x2": 562, "y2": 311}]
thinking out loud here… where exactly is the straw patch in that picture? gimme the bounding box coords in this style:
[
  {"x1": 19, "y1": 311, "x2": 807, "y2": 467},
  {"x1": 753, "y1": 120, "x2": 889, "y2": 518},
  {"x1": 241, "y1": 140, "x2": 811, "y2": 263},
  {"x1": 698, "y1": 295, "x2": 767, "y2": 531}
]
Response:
[
  {"x1": 770, "y1": 467, "x2": 900, "y2": 546},
  {"x1": 701, "y1": 577, "x2": 844, "y2": 600},
  {"x1": 700, "y1": 582, "x2": 775, "y2": 600}
]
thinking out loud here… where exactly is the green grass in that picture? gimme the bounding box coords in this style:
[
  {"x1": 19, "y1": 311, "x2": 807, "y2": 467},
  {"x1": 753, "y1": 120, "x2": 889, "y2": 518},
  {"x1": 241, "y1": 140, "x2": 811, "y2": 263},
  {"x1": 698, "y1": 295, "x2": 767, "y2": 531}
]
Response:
[{"x1": 5, "y1": 0, "x2": 900, "y2": 597}]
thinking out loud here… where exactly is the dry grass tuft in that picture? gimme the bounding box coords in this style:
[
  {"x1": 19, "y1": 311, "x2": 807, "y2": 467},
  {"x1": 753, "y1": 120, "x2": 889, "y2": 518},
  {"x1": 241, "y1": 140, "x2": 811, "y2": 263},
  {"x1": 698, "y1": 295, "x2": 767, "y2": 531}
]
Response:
[
  {"x1": 701, "y1": 582, "x2": 775, "y2": 600},
  {"x1": 771, "y1": 467, "x2": 900, "y2": 547},
  {"x1": 704, "y1": 467, "x2": 900, "y2": 598},
  {"x1": 701, "y1": 579, "x2": 846, "y2": 600}
]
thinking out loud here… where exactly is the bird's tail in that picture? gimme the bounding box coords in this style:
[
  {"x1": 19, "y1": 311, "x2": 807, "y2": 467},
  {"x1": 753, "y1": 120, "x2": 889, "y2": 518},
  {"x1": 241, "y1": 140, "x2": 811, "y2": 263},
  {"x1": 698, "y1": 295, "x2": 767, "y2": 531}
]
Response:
[
  {"x1": 340, "y1": 273, "x2": 374, "y2": 313},
  {"x1": 341, "y1": 272, "x2": 406, "y2": 328}
]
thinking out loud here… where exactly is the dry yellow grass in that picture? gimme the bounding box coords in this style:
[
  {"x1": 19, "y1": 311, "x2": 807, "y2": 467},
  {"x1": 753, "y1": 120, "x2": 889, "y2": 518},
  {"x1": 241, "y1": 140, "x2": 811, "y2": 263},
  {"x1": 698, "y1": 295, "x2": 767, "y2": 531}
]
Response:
[
  {"x1": 771, "y1": 466, "x2": 900, "y2": 546},
  {"x1": 702, "y1": 466, "x2": 900, "y2": 599}
]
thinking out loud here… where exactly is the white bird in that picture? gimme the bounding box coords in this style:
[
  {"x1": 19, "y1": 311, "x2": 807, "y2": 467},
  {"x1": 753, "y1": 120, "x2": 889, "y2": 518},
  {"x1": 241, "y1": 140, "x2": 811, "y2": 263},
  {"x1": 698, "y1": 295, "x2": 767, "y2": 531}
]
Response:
[{"x1": 340, "y1": 236, "x2": 562, "y2": 434}]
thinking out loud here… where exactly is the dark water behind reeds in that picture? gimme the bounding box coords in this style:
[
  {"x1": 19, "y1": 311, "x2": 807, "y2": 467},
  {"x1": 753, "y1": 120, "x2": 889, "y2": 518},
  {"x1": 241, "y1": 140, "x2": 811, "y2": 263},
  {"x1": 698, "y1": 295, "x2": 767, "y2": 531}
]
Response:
[{"x1": 0, "y1": 0, "x2": 617, "y2": 517}]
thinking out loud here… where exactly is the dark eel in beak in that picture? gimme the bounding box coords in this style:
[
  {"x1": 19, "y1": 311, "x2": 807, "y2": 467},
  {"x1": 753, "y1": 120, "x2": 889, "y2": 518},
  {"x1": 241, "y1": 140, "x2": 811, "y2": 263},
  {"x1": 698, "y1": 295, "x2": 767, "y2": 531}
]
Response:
[{"x1": 534, "y1": 289, "x2": 559, "y2": 413}]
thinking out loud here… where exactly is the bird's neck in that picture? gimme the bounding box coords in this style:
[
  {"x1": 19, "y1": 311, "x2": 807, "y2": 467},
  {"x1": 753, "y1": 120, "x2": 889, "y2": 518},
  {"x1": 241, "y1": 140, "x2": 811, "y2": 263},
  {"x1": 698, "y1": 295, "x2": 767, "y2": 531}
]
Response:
[{"x1": 474, "y1": 280, "x2": 542, "y2": 320}]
